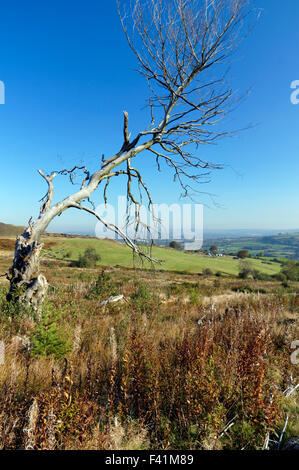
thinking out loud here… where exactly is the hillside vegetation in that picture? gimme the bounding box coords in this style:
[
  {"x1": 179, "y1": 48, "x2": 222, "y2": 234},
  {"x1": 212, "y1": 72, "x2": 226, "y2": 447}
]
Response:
[
  {"x1": 203, "y1": 232, "x2": 299, "y2": 259},
  {"x1": 0, "y1": 230, "x2": 298, "y2": 450},
  {"x1": 0, "y1": 258, "x2": 298, "y2": 450},
  {"x1": 42, "y1": 237, "x2": 281, "y2": 276}
]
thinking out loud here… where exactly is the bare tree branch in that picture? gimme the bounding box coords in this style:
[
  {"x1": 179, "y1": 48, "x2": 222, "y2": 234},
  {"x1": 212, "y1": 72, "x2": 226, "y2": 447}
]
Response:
[
  {"x1": 7, "y1": 0, "x2": 255, "y2": 310},
  {"x1": 69, "y1": 202, "x2": 161, "y2": 263},
  {"x1": 117, "y1": 0, "x2": 254, "y2": 194},
  {"x1": 38, "y1": 170, "x2": 57, "y2": 214}
]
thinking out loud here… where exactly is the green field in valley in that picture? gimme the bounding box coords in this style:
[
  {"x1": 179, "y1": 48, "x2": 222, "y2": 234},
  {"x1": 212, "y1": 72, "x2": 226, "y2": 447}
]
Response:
[
  {"x1": 203, "y1": 232, "x2": 299, "y2": 259},
  {"x1": 43, "y1": 237, "x2": 282, "y2": 276}
]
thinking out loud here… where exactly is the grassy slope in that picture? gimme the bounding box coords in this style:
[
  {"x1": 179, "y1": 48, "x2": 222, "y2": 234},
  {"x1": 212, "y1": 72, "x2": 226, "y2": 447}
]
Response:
[{"x1": 43, "y1": 237, "x2": 281, "y2": 275}]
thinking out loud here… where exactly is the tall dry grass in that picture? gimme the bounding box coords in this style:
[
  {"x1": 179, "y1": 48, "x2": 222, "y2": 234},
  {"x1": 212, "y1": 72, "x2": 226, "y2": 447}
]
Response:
[{"x1": 0, "y1": 269, "x2": 297, "y2": 450}]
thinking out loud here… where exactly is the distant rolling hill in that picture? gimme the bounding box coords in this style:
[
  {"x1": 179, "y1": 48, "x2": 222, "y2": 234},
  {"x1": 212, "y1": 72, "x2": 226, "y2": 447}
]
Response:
[
  {"x1": 203, "y1": 232, "x2": 299, "y2": 260},
  {"x1": 0, "y1": 222, "x2": 97, "y2": 240},
  {"x1": 0, "y1": 222, "x2": 25, "y2": 237}
]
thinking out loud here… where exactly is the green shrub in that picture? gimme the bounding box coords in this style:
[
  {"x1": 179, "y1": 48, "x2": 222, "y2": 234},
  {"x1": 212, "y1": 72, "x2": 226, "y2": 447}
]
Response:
[
  {"x1": 72, "y1": 247, "x2": 101, "y2": 268},
  {"x1": 237, "y1": 249, "x2": 249, "y2": 259},
  {"x1": 130, "y1": 282, "x2": 160, "y2": 314},
  {"x1": 231, "y1": 285, "x2": 254, "y2": 293},
  {"x1": 0, "y1": 286, "x2": 36, "y2": 320},
  {"x1": 169, "y1": 241, "x2": 182, "y2": 250},
  {"x1": 31, "y1": 305, "x2": 71, "y2": 359},
  {"x1": 238, "y1": 260, "x2": 255, "y2": 279},
  {"x1": 131, "y1": 283, "x2": 152, "y2": 301},
  {"x1": 273, "y1": 272, "x2": 287, "y2": 282},
  {"x1": 189, "y1": 288, "x2": 201, "y2": 305},
  {"x1": 89, "y1": 270, "x2": 118, "y2": 299},
  {"x1": 281, "y1": 261, "x2": 299, "y2": 281},
  {"x1": 202, "y1": 268, "x2": 213, "y2": 276},
  {"x1": 252, "y1": 271, "x2": 271, "y2": 281}
]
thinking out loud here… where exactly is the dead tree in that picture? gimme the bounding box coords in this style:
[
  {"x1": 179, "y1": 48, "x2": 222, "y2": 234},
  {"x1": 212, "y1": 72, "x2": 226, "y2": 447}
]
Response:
[{"x1": 6, "y1": 0, "x2": 254, "y2": 312}]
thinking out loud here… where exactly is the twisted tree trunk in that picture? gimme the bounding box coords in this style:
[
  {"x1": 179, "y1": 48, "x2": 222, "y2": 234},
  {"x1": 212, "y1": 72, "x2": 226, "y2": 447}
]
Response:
[{"x1": 7, "y1": 224, "x2": 48, "y2": 315}]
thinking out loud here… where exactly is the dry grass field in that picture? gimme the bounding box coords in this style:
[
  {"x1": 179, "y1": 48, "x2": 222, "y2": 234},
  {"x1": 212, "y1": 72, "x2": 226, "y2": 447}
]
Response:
[{"x1": 0, "y1": 237, "x2": 298, "y2": 450}]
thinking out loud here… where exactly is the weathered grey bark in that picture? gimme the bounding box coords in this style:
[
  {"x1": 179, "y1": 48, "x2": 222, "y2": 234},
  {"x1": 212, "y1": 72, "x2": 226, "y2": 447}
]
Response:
[{"x1": 7, "y1": 228, "x2": 48, "y2": 313}]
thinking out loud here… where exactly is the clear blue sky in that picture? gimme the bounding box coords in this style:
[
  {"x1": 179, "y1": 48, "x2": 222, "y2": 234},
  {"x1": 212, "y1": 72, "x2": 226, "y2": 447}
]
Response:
[{"x1": 0, "y1": 0, "x2": 299, "y2": 235}]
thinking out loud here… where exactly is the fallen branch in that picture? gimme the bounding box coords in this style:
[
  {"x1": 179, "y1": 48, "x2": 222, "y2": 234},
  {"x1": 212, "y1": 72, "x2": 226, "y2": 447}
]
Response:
[
  {"x1": 283, "y1": 375, "x2": 299, "y2": 397},
  {"x1": 284, "y1": 383, "x2": 299, "y2": 397},
  {"x1": 98, "y1": 295, "x2": 124, "y2": 307},
  {"x1": 278, "y1": 415, "x2": 289, "y2": 450}
]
